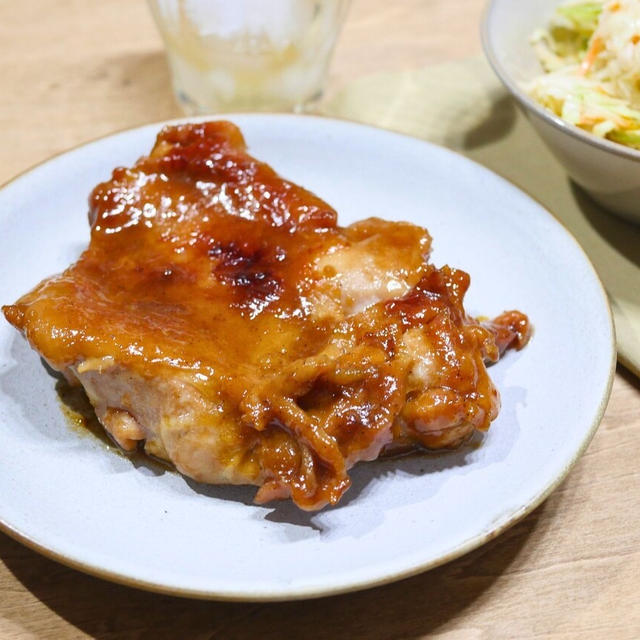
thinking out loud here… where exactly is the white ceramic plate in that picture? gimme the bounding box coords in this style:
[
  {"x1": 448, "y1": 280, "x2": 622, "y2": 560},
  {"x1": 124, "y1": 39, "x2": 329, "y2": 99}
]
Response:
[{"x1": 0, "y1": 115, "x2": 615, "y2": 601}]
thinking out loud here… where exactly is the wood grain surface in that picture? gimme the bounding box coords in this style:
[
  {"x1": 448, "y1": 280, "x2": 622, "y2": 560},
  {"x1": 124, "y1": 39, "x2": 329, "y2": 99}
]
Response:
[{"x1": 1, "y1": 1, "x2": 639, "y2": 638}]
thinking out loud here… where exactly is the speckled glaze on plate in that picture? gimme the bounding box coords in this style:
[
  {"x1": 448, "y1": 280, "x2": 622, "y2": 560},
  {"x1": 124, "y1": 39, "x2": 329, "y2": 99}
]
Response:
[{"x1": 0, "y1": 115, "x2": 615, "y2": 601}]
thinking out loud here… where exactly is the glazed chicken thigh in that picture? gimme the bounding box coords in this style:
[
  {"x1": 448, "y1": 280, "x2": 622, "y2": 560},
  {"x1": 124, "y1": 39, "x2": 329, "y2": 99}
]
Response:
[{"x1": 3, "y1": 121, "x2": 529, "y2": 510}]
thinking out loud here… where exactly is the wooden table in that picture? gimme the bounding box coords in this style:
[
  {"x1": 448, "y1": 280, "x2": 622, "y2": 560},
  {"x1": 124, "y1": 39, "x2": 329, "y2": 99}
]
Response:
[{"x1": 1, "y1": 1, "x2": 639, "y2": 638}]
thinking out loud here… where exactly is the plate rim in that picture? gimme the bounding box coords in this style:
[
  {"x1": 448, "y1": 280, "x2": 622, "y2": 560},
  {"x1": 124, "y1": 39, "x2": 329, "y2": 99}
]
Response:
[{"x1": 0, "y1": 113, "x2": 617, "y2": 601}]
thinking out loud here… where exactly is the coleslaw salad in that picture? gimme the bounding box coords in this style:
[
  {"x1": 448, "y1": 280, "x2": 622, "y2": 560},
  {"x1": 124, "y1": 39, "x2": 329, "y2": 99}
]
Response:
[{"x1": 528, "y1": 1, "x2": 640, "y2": 149}]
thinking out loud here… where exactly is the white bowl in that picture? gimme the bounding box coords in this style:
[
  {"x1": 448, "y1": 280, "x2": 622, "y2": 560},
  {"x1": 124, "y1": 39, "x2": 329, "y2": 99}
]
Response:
[{"x1": 482, "y1": 0, "x2": 640, "y2": 224}]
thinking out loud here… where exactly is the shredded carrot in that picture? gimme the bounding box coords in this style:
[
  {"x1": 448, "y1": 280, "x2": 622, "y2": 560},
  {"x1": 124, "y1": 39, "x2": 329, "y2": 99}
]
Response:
[{"x1": 580, "y1": 37, "x2": 604, "y2": 75}]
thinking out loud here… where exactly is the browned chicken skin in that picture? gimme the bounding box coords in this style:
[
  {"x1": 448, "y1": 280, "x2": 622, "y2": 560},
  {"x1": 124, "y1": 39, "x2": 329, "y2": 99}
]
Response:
[{"x1": 2, "y1": 121, "x2": 530, "y2": 510}]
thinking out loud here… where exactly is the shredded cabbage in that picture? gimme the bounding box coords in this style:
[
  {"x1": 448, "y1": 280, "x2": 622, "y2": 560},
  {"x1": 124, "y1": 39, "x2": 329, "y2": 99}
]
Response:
[
  {"x1": 527, "y1": 0, "x2": 640, "y2": 149},
  {"x1": 557, "y1": 2, "x2": 603, "y2": 35}
]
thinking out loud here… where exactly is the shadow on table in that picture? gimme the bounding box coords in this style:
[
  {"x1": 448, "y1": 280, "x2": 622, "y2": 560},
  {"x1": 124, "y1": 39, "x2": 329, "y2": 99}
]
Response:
[
  {"x1": 571, "y1": 183, "x2": 640, "y2": 269},
  {"x1": 619, "y1": 361, "x2": 640, "y2": 391},
  {"x1": 460, "y1": 94, "x2": 517, "y2": 151},
  {"x1": 0, "y1": 492, "x2": 557, "y2": 640}
]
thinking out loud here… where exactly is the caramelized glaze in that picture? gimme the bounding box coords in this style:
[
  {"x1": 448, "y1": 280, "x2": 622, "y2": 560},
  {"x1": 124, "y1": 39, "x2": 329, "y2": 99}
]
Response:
[{"x1": 3, "y1": 121, "x2": 530, "y2": 510}]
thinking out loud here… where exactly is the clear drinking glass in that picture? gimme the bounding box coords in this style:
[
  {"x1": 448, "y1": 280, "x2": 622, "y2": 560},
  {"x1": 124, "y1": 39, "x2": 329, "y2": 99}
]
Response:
[{"x1": 148, "y1": 0, "x2": 350, "y2": 114}]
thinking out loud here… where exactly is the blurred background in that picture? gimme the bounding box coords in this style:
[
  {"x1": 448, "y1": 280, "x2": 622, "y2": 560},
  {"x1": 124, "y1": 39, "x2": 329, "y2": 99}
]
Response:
[{"x1": 0, "y1": 0, "x2": 485, "y2": 184}]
